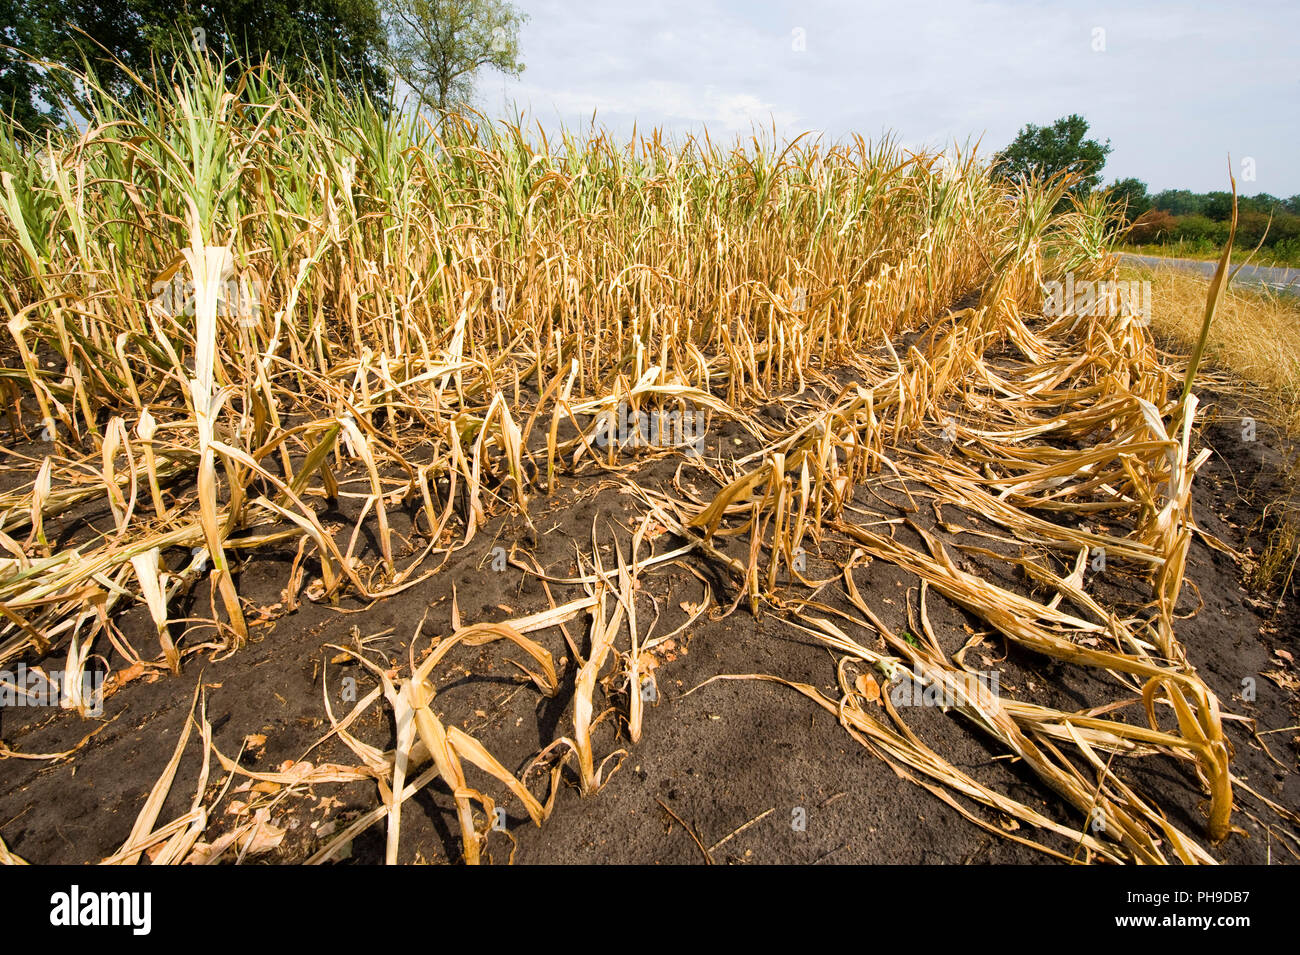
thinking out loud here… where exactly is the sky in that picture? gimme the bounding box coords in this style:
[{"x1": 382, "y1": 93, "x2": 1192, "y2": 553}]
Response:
[{"x1": 473, "y1": 0, "x2": 1300, "y2": 196}]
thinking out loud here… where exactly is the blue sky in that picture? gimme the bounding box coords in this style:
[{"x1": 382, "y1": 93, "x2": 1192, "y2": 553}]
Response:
[{"x1": 474, "y1": 0, "x2": 1299, "y2": 196}]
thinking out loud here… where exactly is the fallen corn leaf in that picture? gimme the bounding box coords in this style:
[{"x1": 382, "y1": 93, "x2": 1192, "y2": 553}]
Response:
[{"x1": 855, "y1": 673, "x2": 881, "y2": 703}]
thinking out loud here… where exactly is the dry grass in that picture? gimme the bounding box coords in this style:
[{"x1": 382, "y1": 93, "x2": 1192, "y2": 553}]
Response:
[
  {"x1": 1126, "y1": 262, "x2": 1300, "y2": 596},
  {"x1": 1128, "y1": 263, "x2": 1300, "y2": 434}
]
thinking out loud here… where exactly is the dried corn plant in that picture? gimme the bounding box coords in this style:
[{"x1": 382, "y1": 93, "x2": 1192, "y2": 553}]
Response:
[
  {"x1": 657, "y1": 199, "x2": 1252, "y2": 859},
  {"x1": 0, "y1": 57, "x2": 1015, "y2": 671}
]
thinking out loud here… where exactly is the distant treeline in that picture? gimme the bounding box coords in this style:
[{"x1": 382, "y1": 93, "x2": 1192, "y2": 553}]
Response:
[{"x1": 1110, "y1": 179, "x2": 1300, "y2": 260}]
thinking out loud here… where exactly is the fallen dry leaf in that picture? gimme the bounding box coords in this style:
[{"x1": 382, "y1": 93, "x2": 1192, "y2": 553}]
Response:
[
  {"x1": 855, "y1": 672, "x2": 881, "y2": 703},
  {"x1": 101, "y1": 661, "x2": 161, "y2": 699},
  {"x1": 241, "y1": 810, "x2": 286, "y2": 855}
]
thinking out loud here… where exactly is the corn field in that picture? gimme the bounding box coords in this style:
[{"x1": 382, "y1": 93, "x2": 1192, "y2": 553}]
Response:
[{"x1": 0, "y1": 56, "x2": 1278, "y2": 865}]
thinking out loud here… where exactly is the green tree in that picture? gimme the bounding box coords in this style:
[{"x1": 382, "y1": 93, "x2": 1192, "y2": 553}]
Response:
[
  {"x1": 1240, "y1": 192, "x2": 1282, "y2": 215},
  {"x1": 7, "y1": 0, "x2": 391, "y2": 129},
  {"x1": 1, "y1": 0, "x2": 70, "y2": 132},
  {"x1": 1203, "y1": 191, "x2": 1234, "y2": 221},
  {"x1": 993, "y1": 114, "x2": 1112, "y2": 200},
  {"x1": 1106, "y1": 177, "x2": 1150, "y2": 222},
  {"x1": 382, "y1": 0, "x2": 525, "y2": 112},
  {"x1": 1151, "y1": 189, "x2": 1206, "y2": 216}
]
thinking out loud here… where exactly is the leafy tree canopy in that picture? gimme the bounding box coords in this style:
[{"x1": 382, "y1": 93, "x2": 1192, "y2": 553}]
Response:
[
  {"x1": 383, "y1": 0, "x2": 525, "y2": 112},
  {"x1": 1106, "y1": 177, "x2": 1150, "y2": 221},
  {"x1": 2, "y1": 0, "x2": 390, "y2": 134},
  {"x1": 994, "y1": 114, "x2": 1112, "y2": 199}
]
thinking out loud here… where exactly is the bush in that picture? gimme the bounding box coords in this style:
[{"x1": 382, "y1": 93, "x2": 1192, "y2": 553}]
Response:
[
  {"x1": 1271, "y1": 237, "x2": 1300, "y2": 264},
  {"x1": 1236, "y1": 210, "x2": 1272, "y2": 248},
  {"x1": 1126, "y1": 208, "x2": 1176, "y2": 243},
  {"x1": 1172, "y1": 214, "x2": 1229, "y2": 245}
]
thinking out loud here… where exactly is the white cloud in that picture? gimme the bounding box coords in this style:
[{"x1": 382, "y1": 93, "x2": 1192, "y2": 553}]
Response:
[
  {"x1": 504, "y1": 81, "x2": 797, "y2": 135},
  {"x1": 481, "y1": 0, "x2": 1300, "y2": 194}
]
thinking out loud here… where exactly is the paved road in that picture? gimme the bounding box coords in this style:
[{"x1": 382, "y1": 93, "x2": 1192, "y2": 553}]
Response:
[{"x1": 1120, "y1": 253, "x2": 1300, "y2": 292}]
